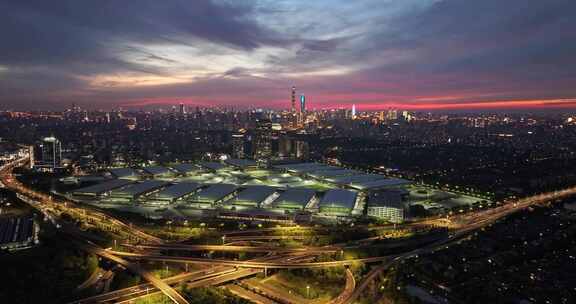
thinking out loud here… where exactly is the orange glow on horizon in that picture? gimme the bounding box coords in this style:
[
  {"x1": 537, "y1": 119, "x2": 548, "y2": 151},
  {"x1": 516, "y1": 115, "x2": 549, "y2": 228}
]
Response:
[
  {"x1": 336, "y1": 98, "x2": 576, "y2": 110},
  {"x1": 121, "y1": 97, "x2": 576, "y2": 110}
]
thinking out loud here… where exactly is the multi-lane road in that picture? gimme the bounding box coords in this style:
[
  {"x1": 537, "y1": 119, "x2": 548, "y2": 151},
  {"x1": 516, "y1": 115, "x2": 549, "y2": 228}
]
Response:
[
  {"x1": 0, "y1": 157, "x2": 161, "y2": 244},
  {"x1": 124, "y1": 243, "x2": 339, "y2": 254},
  {"x1": 4, "y1": 153, "x2": 576, "y2": 304},
  {"x1": 329, "y1": 268, "x2": 356, "y2": 304},
  {"x1": 70, "y1": 267, "x2": 236, "y2": 304},
  {"x1": 78, "y1": 241, "x2": 189, "y2": 304},
  {"x1": 340, "y1": 186, "x2": 576, "y2": 303},
  {"x1": 74, "y1": 253, "x2": 320, "y2": 303},
  {"x1": 0, "y1": 158, "x2": 182, "y2": 302},
  {"x1": 110, "y1": 250, "x2": 390, "y2": 269}
]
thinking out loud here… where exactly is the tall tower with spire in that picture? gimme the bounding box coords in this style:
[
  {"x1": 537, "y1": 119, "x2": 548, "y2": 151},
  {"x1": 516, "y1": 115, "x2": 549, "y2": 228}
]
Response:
[{"x1": 291, "y1": 86, "x2": 296, "y2": 113}]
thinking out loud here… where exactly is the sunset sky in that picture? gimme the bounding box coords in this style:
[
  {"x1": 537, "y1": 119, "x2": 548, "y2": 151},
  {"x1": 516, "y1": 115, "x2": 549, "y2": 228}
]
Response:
[{"x1": 1, "y1": 0, "x2": 575, "y2": 111}]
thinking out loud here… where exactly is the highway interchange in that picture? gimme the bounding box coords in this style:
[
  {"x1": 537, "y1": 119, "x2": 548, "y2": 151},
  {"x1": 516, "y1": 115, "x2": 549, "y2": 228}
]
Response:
[{"x1": 3, "y1": 153, "x2": 576, "y2": 304}]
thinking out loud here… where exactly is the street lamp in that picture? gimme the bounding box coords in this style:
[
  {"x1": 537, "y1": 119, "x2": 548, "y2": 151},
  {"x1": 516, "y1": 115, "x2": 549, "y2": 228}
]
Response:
[{"x1": 306, "y1": 285, "x2": 310, "y2": 298}]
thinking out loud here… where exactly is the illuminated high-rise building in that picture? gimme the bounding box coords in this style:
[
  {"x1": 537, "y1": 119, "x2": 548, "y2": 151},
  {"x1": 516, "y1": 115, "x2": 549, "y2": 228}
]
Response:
[
  {"x1": 231, "y1": 133, "x2": 245, "y2": 159},
  {"x1": 388, "y1": 109, "x2": 398, "y2": 120},
  {"x1": 179, "y1": 103, "x2": 186, "y2": 115},
  {"x1": 37, "y1": 136, "x2": 62, "y2": 171},
  {"x1": 278, "y1": 136, "x2": 293, "y2": 159},
  {"x1": 277, "y1": 136, "x2": 309, "y2": 160},
  {"x1": 253, "y1": 119, "x2": 273, "y2": 167},
  {"x1": 300, "y1": 95, "x2": 306, "y2": 113},
  {"x1": 352, "y1": 104, "x2": 356, "y2": 118},
  {"x1": 401, "y1": 110, "x2": 413, "y2": 122},
  {"x1": 295, "y1": 140, "x2": 310, "y2": 160},
  {"x1": 29, "y1": 146, "x2": 34, "y2": 169}
]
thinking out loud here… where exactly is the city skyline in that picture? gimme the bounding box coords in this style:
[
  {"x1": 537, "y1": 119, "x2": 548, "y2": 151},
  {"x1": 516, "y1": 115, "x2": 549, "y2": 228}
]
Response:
[
  {"x1": 3, "y1": 2, "x2": 576, "y2": 303},
  {"x1": 1, "y1": 0, "x2": 576, "y2": 111}
]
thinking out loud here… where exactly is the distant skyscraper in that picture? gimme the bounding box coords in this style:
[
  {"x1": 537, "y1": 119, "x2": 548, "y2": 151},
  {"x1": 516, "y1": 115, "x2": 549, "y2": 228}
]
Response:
[
  {"x1": 291, "y1": 86, "x2": 296, "y2": 113},
  {"x1": 278, "y1": 136, "x2": 293, "y2": 159},
  {"x1": 352, "y1": 104, "x2": 356, "y2": 118},
  {"x1": 28, "y1": 146, "x2": 34, "y2": 169},
  {"x1": 253, "y1": 119, "x2": 273, "y2": 167},
  {"x1": 179, "y1": 103, "x2": 186, "y2": 115},
  {"x1": 401, "y1": 110, "x2": 413, "y2": 122},
  {"x1": 38, "y1": 136, "x2": 62, "y2": 171},
  {"x1": 232, "y1": 133, "x2": 245, "y2": 159},
  {"x1": 300, "y1": 95, "x2": 306, "y2": 113},
  {"x1": 388, "y1": 109, "x2": 398, "y2": 120},
  {"x1": 277, "y1": 136, "x2": 309, "y2": 160},
  {"x1": 295, "y1": 140, "x2": 310, "y2": 160}
]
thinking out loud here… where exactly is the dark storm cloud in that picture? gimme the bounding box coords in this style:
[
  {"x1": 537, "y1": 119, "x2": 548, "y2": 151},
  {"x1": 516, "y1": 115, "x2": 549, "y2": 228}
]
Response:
[
  {"x1": 0, "y1": 0, "x2": 291, "y2": 109},
  {"x1": 355, "y1": 0, "x2": 575, "y2": 72},
  {"x1": 326, "y1": 0, "x2": 576, "y2": 107},
  {"x1": 416, "y1": 0, "x2": 576, "y2": 75},
  {"x1": 0, "y1": 0, "x2": 280, "y2": 68},
  {"x1": 1, "y1": 0, "x2": 576, "y2": 110}
]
